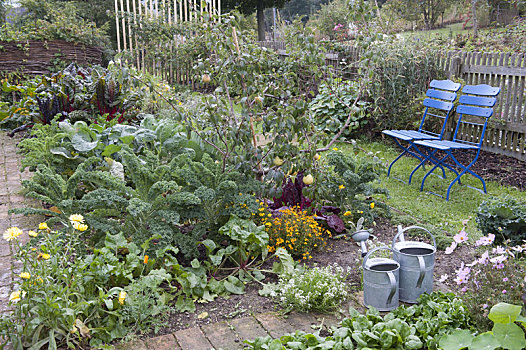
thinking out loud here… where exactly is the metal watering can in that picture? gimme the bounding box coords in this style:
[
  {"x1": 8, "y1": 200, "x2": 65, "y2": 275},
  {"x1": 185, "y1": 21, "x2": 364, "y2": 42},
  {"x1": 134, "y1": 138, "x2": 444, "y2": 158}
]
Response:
[
  {"x1": 392, "y1": 225, "x2": 436, "y2": 303},
  {"x1": 362, "y1": 246, "x2": 399, "y2": 311}
]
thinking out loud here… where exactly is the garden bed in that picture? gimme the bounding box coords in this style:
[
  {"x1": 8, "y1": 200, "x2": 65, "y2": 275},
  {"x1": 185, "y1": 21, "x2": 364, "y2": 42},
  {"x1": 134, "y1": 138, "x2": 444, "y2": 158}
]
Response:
[{"x1": 143, "y1": 217, "x2": 472, "y2": 338}]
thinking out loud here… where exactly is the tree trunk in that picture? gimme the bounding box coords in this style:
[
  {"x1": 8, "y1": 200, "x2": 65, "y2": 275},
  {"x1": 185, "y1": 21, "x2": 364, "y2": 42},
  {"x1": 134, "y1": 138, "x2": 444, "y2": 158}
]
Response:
[
  {"x1": 257, "y1": 0, "x2": 265, "y2": 41},
  {"x1": 472, "y1": 0, "x2": 478, "y2": 38}
]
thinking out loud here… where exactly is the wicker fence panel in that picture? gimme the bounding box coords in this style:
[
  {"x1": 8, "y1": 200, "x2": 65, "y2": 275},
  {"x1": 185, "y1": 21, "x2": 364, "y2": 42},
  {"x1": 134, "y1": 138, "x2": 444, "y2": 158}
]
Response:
[{"x1": 0, "y1": 40, "x2": 103, "y2": 76}]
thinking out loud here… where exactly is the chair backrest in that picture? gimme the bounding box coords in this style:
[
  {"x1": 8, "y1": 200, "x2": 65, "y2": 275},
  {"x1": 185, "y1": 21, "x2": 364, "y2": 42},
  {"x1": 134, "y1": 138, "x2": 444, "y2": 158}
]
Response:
[
  {"x1": 418, "y1": 79, "x2": 461, "y2": 139},
  {"x1": 452, "y1": 84, "x2": 501, "y2": 148}
]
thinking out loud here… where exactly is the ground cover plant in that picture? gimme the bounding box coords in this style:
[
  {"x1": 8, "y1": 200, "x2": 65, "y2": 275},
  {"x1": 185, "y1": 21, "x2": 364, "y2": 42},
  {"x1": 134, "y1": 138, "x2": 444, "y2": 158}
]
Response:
[{"x1": 246, "y1": 292, "x2": 476, "y2": 350}]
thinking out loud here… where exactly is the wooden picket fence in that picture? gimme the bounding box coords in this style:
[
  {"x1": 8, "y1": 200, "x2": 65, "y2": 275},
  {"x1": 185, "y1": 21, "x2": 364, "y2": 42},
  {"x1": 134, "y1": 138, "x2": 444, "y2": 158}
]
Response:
[
  {"x1": 441, "y1": 51, "x2": 526, "y2": 160},
  {"x1": 114, "y1": 0, "x2": 220, "y2": 84}
]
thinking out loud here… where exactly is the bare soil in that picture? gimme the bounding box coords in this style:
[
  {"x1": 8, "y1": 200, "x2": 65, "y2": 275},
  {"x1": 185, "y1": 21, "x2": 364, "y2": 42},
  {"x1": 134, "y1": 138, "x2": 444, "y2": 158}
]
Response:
[
  {"x1": 436, "y1": 149, "x2": 526, "y2": 191},
  {"x1": 149, "y1": 217, "x2": 473, "y2": 337}
]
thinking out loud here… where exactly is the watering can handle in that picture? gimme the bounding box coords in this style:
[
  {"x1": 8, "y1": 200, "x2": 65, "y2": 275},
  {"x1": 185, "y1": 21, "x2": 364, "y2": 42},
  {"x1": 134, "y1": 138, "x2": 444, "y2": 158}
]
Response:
[
  {"x1": 416, "y1": 256, "x2": 426, "y2": 288},
  {"x1": 362, "y1": 246, "x2": 393, "y2": 270},
  {"x1": 386, "y1": 271, "x2": 397, "y2": 305},
  {"x1": 392, "y1": 225, "x2": 436, "y2": 250}
]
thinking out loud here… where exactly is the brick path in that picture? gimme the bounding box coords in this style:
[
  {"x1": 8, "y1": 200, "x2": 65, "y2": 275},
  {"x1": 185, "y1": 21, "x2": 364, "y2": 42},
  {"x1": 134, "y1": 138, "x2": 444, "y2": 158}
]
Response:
[
  {"x1": 0, "y1": 133, "x2": 42, "y2": 313},
  {"x1": 117, "y1": 310, "x2": 351, "y2": 350}
]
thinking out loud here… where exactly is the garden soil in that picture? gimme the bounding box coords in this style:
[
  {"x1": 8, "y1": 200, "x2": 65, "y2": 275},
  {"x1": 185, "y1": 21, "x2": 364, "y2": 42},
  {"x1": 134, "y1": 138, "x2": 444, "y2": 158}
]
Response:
[{"x1": 150, "y1": 217, "x2": 473, "y2": 337}]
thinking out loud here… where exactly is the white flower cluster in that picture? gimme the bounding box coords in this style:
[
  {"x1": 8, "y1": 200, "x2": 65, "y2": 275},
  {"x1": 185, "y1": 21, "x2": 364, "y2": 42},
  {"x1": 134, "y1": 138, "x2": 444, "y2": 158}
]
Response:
[{"x1": 274, "y1": 264, "x2": 350, "y2": 312}]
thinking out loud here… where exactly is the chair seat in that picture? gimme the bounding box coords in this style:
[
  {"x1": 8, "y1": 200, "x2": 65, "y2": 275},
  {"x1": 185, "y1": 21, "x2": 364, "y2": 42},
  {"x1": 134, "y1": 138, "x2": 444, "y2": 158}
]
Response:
[
  {"x1": 414, "y1": 139, "x2": 479, "y2": 151},
  {"x1": 382, "y1": 130, "x2": 439, "y2": 141}
]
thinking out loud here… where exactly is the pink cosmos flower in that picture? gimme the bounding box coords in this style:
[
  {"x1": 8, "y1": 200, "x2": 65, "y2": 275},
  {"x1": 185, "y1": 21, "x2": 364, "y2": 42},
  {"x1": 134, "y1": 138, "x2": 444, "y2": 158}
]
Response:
[
  {"x1": 445, "y1": 241, "x2": 457, "y2": 255},
  {"x1": 475, "y1": 234, "x2": 494, "y2": 246},
  {"x1": 502, "y1": 289, "x2": 507, "y2": 294},
  {"x1": 490, "y1": 255, "x2": 507, "y2": 265},
  {"x1": 503, "y1": 277, "x2": 508, "y2": 282},
  {"x1": 454, "y1": 275, "x2": 467, "y2": 285},
  {"x1": 493, "y1": 246, "x2": 505, "y2": 254},
  {"x1": 478, "y1": 251, "x2": 490, "y2": 265},
  {"x1": 454, "y1": 230, "x2": 468, "y2": 244}
]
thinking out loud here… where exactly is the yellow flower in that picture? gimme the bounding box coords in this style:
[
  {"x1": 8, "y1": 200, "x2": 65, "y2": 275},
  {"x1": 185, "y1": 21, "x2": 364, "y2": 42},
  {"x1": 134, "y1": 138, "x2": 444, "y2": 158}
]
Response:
[
  {"x1": 332, "y1": 147, "x2": 338, "y2": 151},
  {"x1": 69, "y1": 214, "x2": 85, "y2": 223},
  {"x1": 118, "y1": 290, "x2": 127, "y2": 305},
  {"x1": 28, "y1": 230, "x2": 38, "y2": 238},
  {"x1": 19, "y1": 272, "x2": 31, "y2": 279},
  {"x1": 3, "y1": 227, "x2": 23, "y2": 241},
  {"x1": 73, "y1": 222, "x2": 88, "y2": 232},
  {"x1": 38, "y1": 223, "x2": 49, "y2": 230},
  {"x1": 143, "y1": 255, "x2": 149, "y2": 264},
  {"x1": 343, "y1": 211, "x2": 352, "y2": 217},
  {"x1": 370, "y1": 202, "x2": 375, "y2": 209},
  {"x1": 40, "y1": 253, "x2": 50, "y2": 260},
  {"x1": 339, "y1": 184, "x2": 345, "y2": 190},
  {"x1": 9, "y1": 290, "x2": 25, "y2": 303}
]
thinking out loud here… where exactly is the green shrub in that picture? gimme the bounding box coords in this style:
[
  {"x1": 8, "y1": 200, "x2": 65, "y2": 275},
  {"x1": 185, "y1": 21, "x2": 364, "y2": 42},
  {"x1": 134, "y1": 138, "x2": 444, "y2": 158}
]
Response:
[
  {"x1": 365, "y1": 40, "x2": 446, "y2": 132},
  {"x1": 309, "y1": 79, "x2": 368, "y2": 138},
  {"x1": 476, "y1": 195, "x2": 526, "y2": 244}
]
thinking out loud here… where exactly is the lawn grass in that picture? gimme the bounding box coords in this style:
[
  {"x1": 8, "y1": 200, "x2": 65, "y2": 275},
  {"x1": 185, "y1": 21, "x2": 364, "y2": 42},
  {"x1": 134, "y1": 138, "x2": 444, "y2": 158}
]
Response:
[
  {"x1": 339, "y1": 139, "x2": 526, "y2": 242},
  {"x1": 399, "y1": 22, "x2": 506, "y2": 41}
]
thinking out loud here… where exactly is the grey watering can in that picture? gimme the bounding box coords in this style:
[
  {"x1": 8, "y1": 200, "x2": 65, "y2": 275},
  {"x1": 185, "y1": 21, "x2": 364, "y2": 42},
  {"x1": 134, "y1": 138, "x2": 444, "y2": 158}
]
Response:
[
  {"x1": 392, "y1": 225, "x2": 436, "y2": 304},
  {"x1": 362, "y1": 246, "x2": 399, "y2": 311}
]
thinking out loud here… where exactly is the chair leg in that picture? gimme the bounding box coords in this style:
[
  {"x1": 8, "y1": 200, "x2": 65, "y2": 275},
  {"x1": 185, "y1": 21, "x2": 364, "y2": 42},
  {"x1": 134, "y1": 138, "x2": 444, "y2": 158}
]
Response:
[
  {"x1": 387, "y1": 150, "x2": 407, "y2": 177},
  {"x1": 409, "y1": 148, "x2": 437, "y2": 185},
  {"x1": 387, "y1": 138, "x2": 424, "y2": 177},
  {"x1": 446, "y1": 154, "x2": 486, "y2": 200},
  {"x1": 420, "y1": 152, "x2": 452, "y2": 192}
]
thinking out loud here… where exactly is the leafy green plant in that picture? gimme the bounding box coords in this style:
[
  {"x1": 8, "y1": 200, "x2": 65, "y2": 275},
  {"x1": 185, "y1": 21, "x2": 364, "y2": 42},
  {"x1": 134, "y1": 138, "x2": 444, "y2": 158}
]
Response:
[
  {"x1": 390, "y1": 292, "x2": 475, "y2": 350},
  {"x1": 439, "y1": 303, "x2": 526, "y2": 350},
  {"x1": 262, "y1": 264, "x2": 350, "y2": 313},
  {"x1": 304, "y1": 149, "x2": 389, "y2": 230},
  {"x1": 476, "y1": 195, "x2": 526, "y2": 245},
  {"x1": 309, "y1": 79, "x2": 368, "y2": 138},
  {"x1": 246, "y1": 306, "x2": 423, "y2": 349},
  {"x1": 247, "y1": 291, "x2": 474, "y2": 350},
  {"x1": 0, "y1": 221, "x2": 172, "y2": 349},
  {"x1": 1, "y1": 63, "x2": 145, "y2": 131}
]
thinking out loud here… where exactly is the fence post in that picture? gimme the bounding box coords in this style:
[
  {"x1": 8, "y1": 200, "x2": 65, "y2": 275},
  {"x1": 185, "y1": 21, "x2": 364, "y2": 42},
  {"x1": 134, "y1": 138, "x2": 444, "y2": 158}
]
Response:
[{"x1": 449, "y1": 56, "x2": 462, "y2": 79}]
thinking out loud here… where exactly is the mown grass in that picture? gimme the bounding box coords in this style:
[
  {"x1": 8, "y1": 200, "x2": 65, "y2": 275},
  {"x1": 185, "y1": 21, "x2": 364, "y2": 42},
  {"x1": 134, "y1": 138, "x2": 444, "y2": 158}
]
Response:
[{"x1": 338, "y1": 139, "x2": 526, "y2": 243}]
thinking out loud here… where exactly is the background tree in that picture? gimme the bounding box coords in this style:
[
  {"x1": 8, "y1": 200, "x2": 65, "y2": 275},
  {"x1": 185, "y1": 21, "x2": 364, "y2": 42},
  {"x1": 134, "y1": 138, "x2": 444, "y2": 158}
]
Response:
[
  {"x1": 383, "y1": 0, "x2": 453, "y2": 29},
  {"x1": 16, "y1": 0, "x2": 116, "y2": 48},
  {"x1": 223, "y1": 0, "x2": 288, "y2": 40}
]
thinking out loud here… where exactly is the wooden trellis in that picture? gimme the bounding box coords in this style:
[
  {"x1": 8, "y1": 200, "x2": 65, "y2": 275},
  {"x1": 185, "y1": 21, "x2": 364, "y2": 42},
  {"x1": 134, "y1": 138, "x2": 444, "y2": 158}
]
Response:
[{"x1": 114, "y1": 0, "x2": 220, "y2": 83}]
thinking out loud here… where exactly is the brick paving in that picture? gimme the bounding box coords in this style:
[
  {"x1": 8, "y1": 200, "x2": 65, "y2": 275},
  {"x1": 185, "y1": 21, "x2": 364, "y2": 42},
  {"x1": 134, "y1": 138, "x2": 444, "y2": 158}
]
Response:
[
  {"x1": 0, "y1": 133, "x2": 42, "y2": 314},
  {"x1": 117, "y1": 310, "x2": 352, "y2": 350}
]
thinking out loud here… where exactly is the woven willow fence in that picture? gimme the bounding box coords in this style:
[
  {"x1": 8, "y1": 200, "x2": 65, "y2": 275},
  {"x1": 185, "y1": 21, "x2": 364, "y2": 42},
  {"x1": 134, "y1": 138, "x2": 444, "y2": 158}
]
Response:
[
  {"x1": 114, "y1": 0, "x2": 220, "y2": 83},
  {"x1": 0, "y1": 40, "x2": 103, "y2": 76}
]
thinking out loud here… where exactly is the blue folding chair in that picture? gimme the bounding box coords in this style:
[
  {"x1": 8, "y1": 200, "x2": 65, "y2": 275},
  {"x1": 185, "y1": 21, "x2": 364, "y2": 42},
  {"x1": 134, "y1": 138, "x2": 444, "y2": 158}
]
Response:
[
  {"x1": 382, "y1": 79, "x2": 461, "y2": 181},
  {"x1": 412, "y1": 84, "x2": 500, "y2": 201}
]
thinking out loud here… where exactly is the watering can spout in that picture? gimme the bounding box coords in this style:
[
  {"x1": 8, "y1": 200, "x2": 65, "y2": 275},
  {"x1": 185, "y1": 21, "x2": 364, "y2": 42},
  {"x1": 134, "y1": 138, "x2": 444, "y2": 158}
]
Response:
[
  {"x1": 351, "y1": 229, "x2": 370, "y2": 258},
  {"x1": 360, "y1": 241, "x2": 367, "y2": 257}
]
